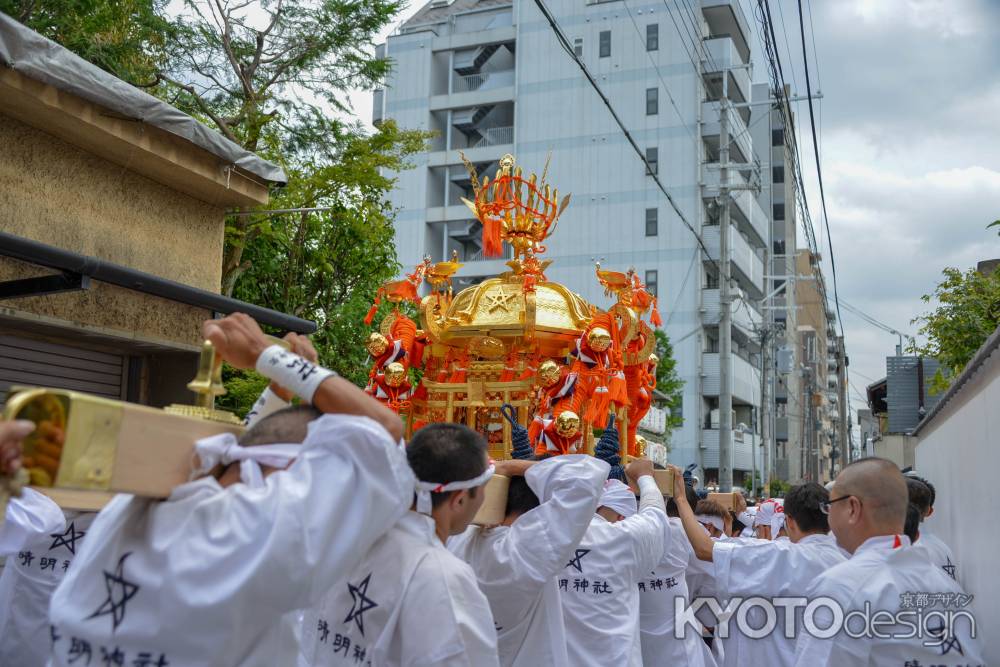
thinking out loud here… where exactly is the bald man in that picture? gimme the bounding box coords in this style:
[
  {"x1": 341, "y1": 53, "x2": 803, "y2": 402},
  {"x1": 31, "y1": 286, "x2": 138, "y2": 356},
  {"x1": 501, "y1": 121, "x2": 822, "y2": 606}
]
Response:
[{"x1": 793, "y1": 458, "x2": 983, "y2": 665}]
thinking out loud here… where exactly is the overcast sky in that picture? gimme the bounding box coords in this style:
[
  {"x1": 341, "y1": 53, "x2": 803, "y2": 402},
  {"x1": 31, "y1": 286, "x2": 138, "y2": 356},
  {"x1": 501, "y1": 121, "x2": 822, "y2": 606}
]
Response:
[{"x1": 349, "y1": 0, "x2": 1000, "y2": 430}]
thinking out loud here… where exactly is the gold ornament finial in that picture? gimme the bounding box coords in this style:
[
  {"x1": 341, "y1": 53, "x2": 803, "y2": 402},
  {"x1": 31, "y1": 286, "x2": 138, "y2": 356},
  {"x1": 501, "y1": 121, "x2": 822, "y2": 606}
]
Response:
[{"x1": 555, "y1": 411, "x2": 581, "y2": 438}]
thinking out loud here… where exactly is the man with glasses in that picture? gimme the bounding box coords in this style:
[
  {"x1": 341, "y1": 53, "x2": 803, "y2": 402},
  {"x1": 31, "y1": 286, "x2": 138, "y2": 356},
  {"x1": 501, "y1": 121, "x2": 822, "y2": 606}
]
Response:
[
  {"x1": 794, "y1": 458, "x2": 983, "y2": 665},
  {"x1": 669, "y1": 472, "x2": 845, "y2": 667}
]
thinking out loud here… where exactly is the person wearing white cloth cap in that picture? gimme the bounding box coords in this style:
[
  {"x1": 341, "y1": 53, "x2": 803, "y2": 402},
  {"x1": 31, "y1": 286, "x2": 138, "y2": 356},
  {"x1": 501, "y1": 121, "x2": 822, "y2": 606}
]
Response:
[
  {"x1": 301, "y1": 422, "x2": 499, "y2": 667},
  {"x1": 670, "y1": 470, "x2": 845, "y2": 667},
  {"x1": 794, "y1": 458, "x2": 983, "y2": 665},
  {"x1": 557, "y1": 458, "x2": 668, "y2": 667},
  {"x1": 48, "y1": 313, "x2": 414, "y2": 667},
  {"x1": 446, "y1": 454, "x2": 609, "y2": 667},
  {"x1": 639, "y1": 477, "x2": 718, "y2": 667}
]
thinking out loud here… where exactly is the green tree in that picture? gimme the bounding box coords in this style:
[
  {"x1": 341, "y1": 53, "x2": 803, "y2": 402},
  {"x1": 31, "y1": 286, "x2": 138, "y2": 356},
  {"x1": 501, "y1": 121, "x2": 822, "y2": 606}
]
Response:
[
  {"x1": 653, "y1": 329, "x2": 685, "y2": 434},
  {"x1": 911, "y1": 266, "x2": 1000, "y2": 392},
  {"x1": 1, "y1": 0, "x2": 172, "y2": 84}
]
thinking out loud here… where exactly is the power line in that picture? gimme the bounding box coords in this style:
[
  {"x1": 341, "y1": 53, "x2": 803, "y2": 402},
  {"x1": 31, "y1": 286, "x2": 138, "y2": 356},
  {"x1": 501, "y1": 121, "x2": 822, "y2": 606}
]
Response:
[
  {"x1": 796, "y1": 0, "x2": 843, "y2": 338},
  {"x1": 530, "y1": 0, "x2": 718, "y2": 271}
]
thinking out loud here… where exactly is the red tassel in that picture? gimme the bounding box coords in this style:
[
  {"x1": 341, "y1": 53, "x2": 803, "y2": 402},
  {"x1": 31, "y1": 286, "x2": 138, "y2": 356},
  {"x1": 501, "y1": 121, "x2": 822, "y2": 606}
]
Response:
[
  {"x1": 364, "y1": 303, "x2": 378, "y2": 326},
  {"x1": 528, "y1": 417, "x2": 544, "y2": 446},
  {"x1": 651, "y1": 297, "x2": 663, "y2": 328},
  {"x1": 585, "y1": 388, "x2": 612, "y2": 428},
  {"x1": 482, "y1": 216, "x2": 504, "y2": 258},
  {"x1": 411, "y1": 340, "x2": 425, "y2": 369},
  {"x1": 609, "y1": 371, "x2": 629, "y2": 406}
]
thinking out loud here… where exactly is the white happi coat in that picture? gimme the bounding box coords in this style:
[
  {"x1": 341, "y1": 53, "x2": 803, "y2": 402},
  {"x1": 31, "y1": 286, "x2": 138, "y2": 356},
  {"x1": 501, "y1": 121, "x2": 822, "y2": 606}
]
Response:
[
  {"x1": 48, "y1": 414, "x2": 414, "y2": 667},
  {"x1": 639, "y1": 517, "x2": 717, "y2": 667},
  {"x1": 300, "y1": 511, "x2": 499, "y2": 667},
  {"x1": 711, "y1": 532, "x2": 845, "y2": 667},
  {"x1": 794, "y1": 535, "x2": 985, "y2": 666},
  {"x1": 914, "y1": 528, "x2": 960, "y2": 585},
  {"x1": 447, "y1": 455, "x2": 609, "y2": 667},
  {"x1": 0, "y1": 489, "x2": 85, "y2": 667},
  {"x1": 559, "y1": 476, "x2": 668, "y2": 667}
]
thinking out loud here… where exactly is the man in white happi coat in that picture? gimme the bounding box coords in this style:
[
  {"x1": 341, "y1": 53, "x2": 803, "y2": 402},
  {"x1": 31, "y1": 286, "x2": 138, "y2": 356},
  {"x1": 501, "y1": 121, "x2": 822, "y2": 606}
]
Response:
[
  {"x1": 639, "y1": 477, "x2": 717, "y2": 667},
  {"x1": 301, "y1": 422, "x2": 499, "y2": 667},
  {"x1": 48, "y1": 313, "x2": 415, "y2": 667},
  {"x1": 794, "y1": 457, "x2": 984, "y2": 666},
  {"x1": 672, "y1": 472, "x2": 845, "y2": 667},
  {"x1": 906, "y1": 473, "x2": 961, "y2": 585},
  {"x1": 447, "y1": 454, "x2": 609, "y2": 667},
  {"x1": 558, "y1": 458, "x2": 668, "y2": 666},
  {"x1": 0, "y1": 420, "x2": 80, "y2": 666}
]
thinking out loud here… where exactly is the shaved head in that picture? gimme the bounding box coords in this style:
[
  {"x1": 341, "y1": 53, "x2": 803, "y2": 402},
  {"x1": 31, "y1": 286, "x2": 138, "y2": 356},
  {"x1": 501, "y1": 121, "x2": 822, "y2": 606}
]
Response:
[{"x1": 835, "y1": 457, "x2": 908, "y2": 530}]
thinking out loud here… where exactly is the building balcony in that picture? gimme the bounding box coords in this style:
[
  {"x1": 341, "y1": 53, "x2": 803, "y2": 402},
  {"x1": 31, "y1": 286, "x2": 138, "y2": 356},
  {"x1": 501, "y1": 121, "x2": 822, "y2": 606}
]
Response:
[
  {"x1": 701, "y1": 165, "x2": 768, "y2": 247},
  {"x1": 775, "y1": 416, "x2": 789, "y2": 441},
  {"x1": 702, "y1": 351, "x2": 761, "y2": 405},
  {"x1": 702, "y1": 36, "x2": 751, "y2": 105},
  {"x1": 701, "y1": 428, "x2": 757, "y2": 471},
  {"x1": 701, "y1": 0, "x2": 752, "y2": 64},
  {"x1": 701, "y1": 224, "x2": 765, "y2": 296},
  {"x1": 701, "y1": 288, "x2": 762, "y2": 340},
  {"x1": 701, "y1": 100, "x2": 751, "y2": 165},
  {"x1": 451, "y1": 69, "x2": 515, "y2": 94},
  {"x1": 430, "y1": 85, "x2": 515, "y2": 112}
]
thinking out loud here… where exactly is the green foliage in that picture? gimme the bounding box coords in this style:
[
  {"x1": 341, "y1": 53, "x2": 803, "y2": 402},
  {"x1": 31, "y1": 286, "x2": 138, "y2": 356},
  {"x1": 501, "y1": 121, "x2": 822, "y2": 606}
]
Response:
[
  {"x1": 989, "y1": 220, "x2": 1000, "y2": 237},
  {"x1": 653, "y1": 329, "x2": 685, "y2": 433},
  {"x1": 215, "y1": 368, "x2": 269, "y2": 419},
  {"x1": 1, "y1": 0, "x2": 173, "y2": 85},
  {"x1": 767, "y1": 478, "x2": 791, "y2": 498},
  {"x1": 911, "y1": 266, "x2": 1000, "y2": 393}
]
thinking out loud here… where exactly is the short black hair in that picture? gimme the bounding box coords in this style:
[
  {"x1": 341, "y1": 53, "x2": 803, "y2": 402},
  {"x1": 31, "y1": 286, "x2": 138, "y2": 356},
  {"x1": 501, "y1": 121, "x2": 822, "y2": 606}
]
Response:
[
  {"x1": 239, "y1": 404, "x2": 321, "y2": 447},
  {"x1": 407, "y1": 423, "x2": 488, "y2": 508},
  {"x1": 784, "y1": 482, "x2": 829, "y2": 534},
  {"x1": 505, "y1": 476, "x2": 540, "y2": 518},
  {"x1": 904, "y1": 502, "x2": 921, "y2": 542},
  {"x1": 906, "y1": 477, "x2": 934, "y2": 517}
]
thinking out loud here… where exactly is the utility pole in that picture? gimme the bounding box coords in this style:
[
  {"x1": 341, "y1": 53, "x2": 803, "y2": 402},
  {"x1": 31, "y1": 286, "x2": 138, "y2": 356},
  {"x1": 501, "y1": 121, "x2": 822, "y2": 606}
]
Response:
[
  {"x1": 757, "y1": 326, "x2": 771, "y2": 498},
  {"x1": 837, "y1": 335, "x2": 848, "y2": 472},
  {"x1": 718, "y1": 71, "x2": 733, "y2": 493}
]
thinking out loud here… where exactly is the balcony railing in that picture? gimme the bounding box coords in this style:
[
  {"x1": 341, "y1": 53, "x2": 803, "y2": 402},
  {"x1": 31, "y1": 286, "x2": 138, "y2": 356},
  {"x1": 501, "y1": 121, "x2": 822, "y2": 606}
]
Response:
[
  {"x1": 474, "y1": 125, "x2": 514, "y2": 148},
  {"x1": 452, "y1": 69, "x2": 515, "y2": 93},
  {"x1": 466, "y1": 245, "x2": 514, "y2": 262}
]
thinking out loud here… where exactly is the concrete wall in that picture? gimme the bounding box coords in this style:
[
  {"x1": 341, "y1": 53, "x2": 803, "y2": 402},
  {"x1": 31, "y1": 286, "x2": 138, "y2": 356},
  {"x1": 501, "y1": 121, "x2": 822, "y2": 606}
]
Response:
[
  {"x1": 916, "y1": 346, "x2": 1000, "y2": 664},
  {"x1": 0, "y1": 114, "x2": 224, "y2": 347},
  {"x1": 873, "y1": 433, "x2": 915, "y2": 469}
]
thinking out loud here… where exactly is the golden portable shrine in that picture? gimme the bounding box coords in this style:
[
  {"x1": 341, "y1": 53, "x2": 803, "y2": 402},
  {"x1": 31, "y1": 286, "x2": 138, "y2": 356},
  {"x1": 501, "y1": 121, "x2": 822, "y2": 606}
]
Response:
[{"x1": 362, "y1": 153, "x2": 663, "y2": 463}]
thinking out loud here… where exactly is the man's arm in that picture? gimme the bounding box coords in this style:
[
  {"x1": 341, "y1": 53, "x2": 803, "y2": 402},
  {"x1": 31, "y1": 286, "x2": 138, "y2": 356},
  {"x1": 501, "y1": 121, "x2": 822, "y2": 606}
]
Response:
[
  {"x1": 670, "y1": 464, "x2": 715, "y2": 562},
  {"x1": 485, "y1": 455, "x2": 609, "y2": 590},
  {"x1": 623, "y1": 458, "x2": 668, "y2": 574},
  {"x1": 0, "y1": 420, "x2": 65, "y2": 554},
  {"x1": 204, "y1": 314, "x2": 403, "y2": 441}
]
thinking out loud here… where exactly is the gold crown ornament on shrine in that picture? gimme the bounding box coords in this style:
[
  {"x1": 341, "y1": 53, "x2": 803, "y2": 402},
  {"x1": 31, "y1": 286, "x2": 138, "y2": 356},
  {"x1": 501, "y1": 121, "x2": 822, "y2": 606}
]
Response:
[{"x1": 460, "y1": 152, "x2": 571, "y2": 272}]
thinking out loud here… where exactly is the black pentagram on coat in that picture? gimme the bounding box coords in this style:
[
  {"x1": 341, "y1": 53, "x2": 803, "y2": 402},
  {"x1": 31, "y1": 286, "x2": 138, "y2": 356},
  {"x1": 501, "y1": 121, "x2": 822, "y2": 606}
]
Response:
[
  {"x1": 942, "y1": 557, "x2": 957, "y2": 580},
  {"x1": 86, "y1": 553, "x2": 140, "y2": 632},
  {"x1": 344, "y1": 573, "x2": 378, "y2": 637},
  {"x1": 566, "y1": 549, "x2": 590, "y2": 573},
  {"x1": 49, "y1": 522, "x2": 86, "y2": 555},
  {"x1": 927, "y1": 621, "x2": 963, "y2": 656}
]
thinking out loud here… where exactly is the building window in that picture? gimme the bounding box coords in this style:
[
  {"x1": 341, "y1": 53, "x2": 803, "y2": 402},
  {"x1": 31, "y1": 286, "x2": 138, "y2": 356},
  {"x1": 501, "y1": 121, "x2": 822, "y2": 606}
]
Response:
[
  {"x1": 645, "y1": 208, "x2": 658, "y2": 236},
  {"x1": 773, "y1": 239, "x2": 786, "y2": 255},
  {"x1": 645, "y1": 146, "x2": 658, "y2": 175},
  {"x1": 771, "y1": 127, "x2": 784, "y2": 146},
  {"x1": 706, "y1": 271, "x2": 719, "y2": 289},
  {"x1": 646, "y1": 23, "x2": 659, "y2": 51},
  {"x1": 772, "y1": 165, "x2": 784, "y2": 184},
  {"x1": 599, "y1": 30, "x2": 611, "y2": 58},
  {"x1": 773, "y1": 202, "x2": 785, "y2": 220},
  {"x1": 646, "y1": 87, "x2": 658, "y2": 115},
  {"x1": 645, "y1": 270, "x2": 658, "y2": 297},
  {"x1": 573, "y1": 38, "x2": 583, "y2": 57}
]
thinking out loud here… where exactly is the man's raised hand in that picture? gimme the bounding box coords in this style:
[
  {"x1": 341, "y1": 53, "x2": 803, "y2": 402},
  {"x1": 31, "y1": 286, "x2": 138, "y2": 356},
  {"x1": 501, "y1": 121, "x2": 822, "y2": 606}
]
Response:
[{"x1": 203, "y1": 313, "x2": 271, "y2": 369}]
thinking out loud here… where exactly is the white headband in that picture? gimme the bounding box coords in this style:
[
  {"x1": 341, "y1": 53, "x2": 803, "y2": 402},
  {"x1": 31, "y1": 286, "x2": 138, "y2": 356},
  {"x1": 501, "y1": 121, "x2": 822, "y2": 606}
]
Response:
[
  {"x1": 192, "y1": 432, "x2": 299, "y2": 488},
  {"x1": 696, "y1": 514, "x2": 725, "y2": 533},
  {"x1": 414, "y1": 463, "x2": 496, "y2": 515},
  {"x1": 599, "y1": 479, "x2": 638, "y2": 519}
]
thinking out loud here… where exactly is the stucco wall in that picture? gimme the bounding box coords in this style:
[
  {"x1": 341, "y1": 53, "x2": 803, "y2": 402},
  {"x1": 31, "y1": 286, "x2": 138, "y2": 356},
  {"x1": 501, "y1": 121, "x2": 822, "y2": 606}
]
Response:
[
  {"x1": 916, "y1": 350, "x2": 1000, "y2": 664},
  {"x1": 0, "y1": 113, "x2": 225, "y2": 346}
]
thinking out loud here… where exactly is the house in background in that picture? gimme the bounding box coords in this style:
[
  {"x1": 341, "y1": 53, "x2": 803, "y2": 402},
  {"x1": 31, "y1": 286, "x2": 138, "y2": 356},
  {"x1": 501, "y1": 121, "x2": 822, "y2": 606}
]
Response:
[{"x1": 0, "y1": 14, "x2": 313, "y2": 406}]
